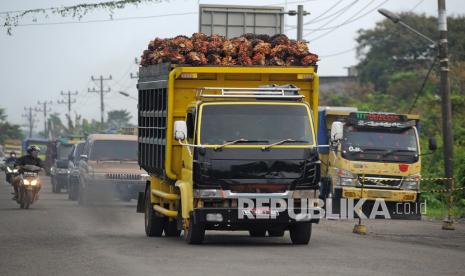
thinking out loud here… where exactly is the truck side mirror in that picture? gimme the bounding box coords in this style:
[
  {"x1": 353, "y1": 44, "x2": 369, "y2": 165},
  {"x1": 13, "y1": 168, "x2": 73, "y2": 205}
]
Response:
[
  {"x1": 428, "y1": 137, "x2": 437, "y2": 151},
  {"x1": 80, "y1": 154, "x2": 88, "y2": 161},
  {"x1": 330, "y1": 122, "x2": 344, "y2": 142},
  {"x1": 174, "y1": 121, "x2": 187, "y2": 141}
]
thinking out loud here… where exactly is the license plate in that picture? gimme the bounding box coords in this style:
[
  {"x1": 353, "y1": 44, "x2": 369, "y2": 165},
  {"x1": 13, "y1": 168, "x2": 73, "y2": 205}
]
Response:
[{"x1": 368, "y1": 190, "x2": 392, "y2": 198}]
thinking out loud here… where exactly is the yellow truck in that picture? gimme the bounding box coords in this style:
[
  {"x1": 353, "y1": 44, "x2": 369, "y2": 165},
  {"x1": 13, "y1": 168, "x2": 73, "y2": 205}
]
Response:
[
  {"x1": 317, "y1": 107, "x2": 436, "y2": 219},
  {"x1": 136, "y1": 63, "x2": 321, "y2": 244}
]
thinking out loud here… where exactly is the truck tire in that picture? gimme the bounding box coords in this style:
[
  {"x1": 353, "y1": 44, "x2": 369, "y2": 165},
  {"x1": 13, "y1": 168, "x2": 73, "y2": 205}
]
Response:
[
  {"x1": 164, "y1": 219, "x2": 181, "y2": 237},
  {"x1": 144, "y1": 190, "x2": 164, "y2": 237},
  {"x1": 184, "y1": 213, "x2": 205, "y2": 244},
  {"x1": 249, "y1": 229, "x2": 266, "y2": 237},
  {"x1": 267, "y1": 229, "x2": 285, "y2": 237},
  {"x1": 289, "y1": 223, "x2": 312, "y2": 245}
]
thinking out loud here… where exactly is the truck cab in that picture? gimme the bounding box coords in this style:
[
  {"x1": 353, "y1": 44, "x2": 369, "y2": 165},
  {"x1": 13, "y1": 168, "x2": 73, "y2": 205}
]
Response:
[
  {"x1": 137, "y1": 64, "x2": 321, "y2": 244},
  {"x1": 318, "y1": 107, "x2": 433, "y2": 219}
]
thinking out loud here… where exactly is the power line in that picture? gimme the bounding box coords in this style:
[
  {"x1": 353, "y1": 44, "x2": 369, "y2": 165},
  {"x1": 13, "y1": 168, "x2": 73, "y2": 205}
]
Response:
[
  {"x1": 408, "y1": 56, "x2": 437, "y2": 113},
  {"x1": 10, "y1": 11, "x2": 196, "y2": 27},
  {"x1": 286, "y1": 0, "x2": 344, "y2": 30},
  {"x1": 302, "y1": 0, "x2": 360, "y2": 35},
  {"x1": 317, "y1": 0, "x2": 426, "y2": 59},
  {"x1": 320, "y1": 46, "x2": 357, "y2": 58},
  {"x1": 304, "y1": 0, "x2": 377, "y2": 37},
  {"x1": 306, "y1": 0, "x2": 390, "y2": 42}
]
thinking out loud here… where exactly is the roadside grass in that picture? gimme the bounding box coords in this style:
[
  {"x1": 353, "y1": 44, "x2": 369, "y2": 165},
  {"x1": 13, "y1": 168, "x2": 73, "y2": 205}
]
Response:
[{"x1": 424, "y1": 204, "x2": 465, "y2": 219}]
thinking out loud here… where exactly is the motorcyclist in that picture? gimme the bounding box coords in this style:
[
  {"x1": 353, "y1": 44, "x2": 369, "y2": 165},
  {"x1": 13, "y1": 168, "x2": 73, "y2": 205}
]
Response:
[
  {"x1": 4, "y1": 151, "x2": 18, "y2": 183},
  {"x1": 12, "y1": 146, "x2": 43, "y2": 200}
]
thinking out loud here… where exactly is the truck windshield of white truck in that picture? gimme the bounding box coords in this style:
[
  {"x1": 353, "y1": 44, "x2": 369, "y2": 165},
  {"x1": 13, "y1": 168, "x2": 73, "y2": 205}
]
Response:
[
  {"x1": 200, "y1": 104, "x2": 313, "y2": 145},
  {"x1": 89, "y1": 140, "x2": 138, "y2": 161},
  {"x1": 342, "y1": 126, "x2": 418, "y2": 163}
]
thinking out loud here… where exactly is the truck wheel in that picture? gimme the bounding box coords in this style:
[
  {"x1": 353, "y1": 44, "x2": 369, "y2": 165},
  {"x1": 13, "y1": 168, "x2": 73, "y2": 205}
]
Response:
[
  {"x1": 184, "y1": 213, "x2": 205, "y2": 244},
  {"x1": 289, "y1": 223, "x2": 312, "y2": 245},
  {"x1": 164, "y1": 219, "x2": 181, "y2": 237},
  {"x1": 249, "y1": 229, "x2": 266, "y2": 237},
  {"x1": 267, "y1": 229, "x2": 285, "y2": 237},
  {"x1": 144, "y1": 190, "x2": 164, "y2": 237}
]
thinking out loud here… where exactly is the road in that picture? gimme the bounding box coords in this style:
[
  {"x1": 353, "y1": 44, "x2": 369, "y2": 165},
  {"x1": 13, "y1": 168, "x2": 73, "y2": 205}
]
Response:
[{"x1": 0, "y1": 175, "x2": 464, "y2": 276}]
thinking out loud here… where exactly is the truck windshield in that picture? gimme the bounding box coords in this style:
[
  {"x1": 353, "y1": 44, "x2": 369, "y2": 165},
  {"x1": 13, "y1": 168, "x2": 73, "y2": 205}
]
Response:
[
  {"x1": 200, "y1": 104, "x2": 313, "y2": 145},
  {"x1": 90, "y1": 140, "x2": 138, "y2": 161},
  {"x1": 57, "y1": 145, "x2": 74, "y2": 160},
  {"x1": 342, "y1": 126, "x2": 418, "y2": 162}
]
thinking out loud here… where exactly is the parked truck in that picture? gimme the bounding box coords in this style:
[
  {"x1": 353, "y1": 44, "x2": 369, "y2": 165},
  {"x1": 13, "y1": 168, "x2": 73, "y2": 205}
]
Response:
[
  {"x1": 317, "y1": 107, "x2": 436, "y2": 219},
  {"x1": 136, "y1": 64, "x2": 322, "y2": 244}
]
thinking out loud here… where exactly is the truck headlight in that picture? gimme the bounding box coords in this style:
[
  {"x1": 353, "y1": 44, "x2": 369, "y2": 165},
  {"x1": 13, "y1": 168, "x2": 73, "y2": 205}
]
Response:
[
  {"x1": 402, "y1": 174, "x2": 420, "y2": 190},
  {"x1": 335, "y1": 168, "x2": 357, "y2": 186}
]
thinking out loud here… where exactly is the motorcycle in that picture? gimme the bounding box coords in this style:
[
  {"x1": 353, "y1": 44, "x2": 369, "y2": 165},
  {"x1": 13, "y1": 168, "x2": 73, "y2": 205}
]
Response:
[
  {"x1": 5, "y1": 162, "x2": 19, "y2": 184},
  {"x1": 17, "y1": 165, "x2": 42, "y2": 209}
]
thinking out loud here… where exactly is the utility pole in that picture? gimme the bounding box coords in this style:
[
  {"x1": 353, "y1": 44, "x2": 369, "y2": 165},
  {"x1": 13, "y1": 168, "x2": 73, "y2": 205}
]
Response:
[
  {"x1": 88, "y1": 75, "x2": 112, "y2": 126},
  {"x1": 58, "y1": 90, "x2": 78, "y2": 117},
  {"x1": 437, "y1": 0, "x2": 454, "y2": 230},
  {"x1": 36, "y1": 100, "x2": 52, "y2": 137},
  {"x1": 22, "y1": 107, "x2": 37, "y2": 138},
  {"x1": 287, "y1": 5, "x2": 309, "y2": 41}
]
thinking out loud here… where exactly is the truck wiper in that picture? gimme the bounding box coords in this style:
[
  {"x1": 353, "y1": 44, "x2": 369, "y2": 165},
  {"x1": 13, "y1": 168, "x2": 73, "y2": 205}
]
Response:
[
  {"x1": 262, "y1": 138, "x2": 308, "y2": 150},
  {"x1": 382, "y1": 149, "x2": 417, "y2": 157},
  {"x1": 214, "y1": 138, "x2": 268, "y2": 151}
]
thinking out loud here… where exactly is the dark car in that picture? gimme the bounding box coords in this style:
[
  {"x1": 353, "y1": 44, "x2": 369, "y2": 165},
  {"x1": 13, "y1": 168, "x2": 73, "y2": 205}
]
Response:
[
  {"x1": 50, "y1": 142, "x2": 74, "y2": 193},
  {"x1": 67, "y1": 142, "x2": 85, "y2": 200}
]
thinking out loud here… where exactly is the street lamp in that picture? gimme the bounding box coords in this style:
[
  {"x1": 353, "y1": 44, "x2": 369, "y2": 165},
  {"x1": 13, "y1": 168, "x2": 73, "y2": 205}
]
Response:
[
  {"x1": 119, "y1": 91, "x2": 137, "y2": 101},
  {"x1": 378, "y1": 9, "x2": 436, "y2": 46},
  {"x1": 378, "y1": 7, "x2": 455, "y2": 230}
]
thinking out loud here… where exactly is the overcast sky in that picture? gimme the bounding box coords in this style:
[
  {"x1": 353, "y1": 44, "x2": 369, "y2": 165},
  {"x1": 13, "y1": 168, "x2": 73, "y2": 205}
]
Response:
[{"x1": 0, "y1": 0, "x2": 464, "y2": 130}]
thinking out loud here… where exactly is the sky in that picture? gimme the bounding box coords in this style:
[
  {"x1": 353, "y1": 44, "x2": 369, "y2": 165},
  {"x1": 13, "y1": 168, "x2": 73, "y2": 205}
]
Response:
[{"x1": 0, "y1": 0, "x2": 464, "y2": 131}]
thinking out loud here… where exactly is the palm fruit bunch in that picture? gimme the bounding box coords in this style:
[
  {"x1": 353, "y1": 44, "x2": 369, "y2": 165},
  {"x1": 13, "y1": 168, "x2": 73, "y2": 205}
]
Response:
[{"x1": 140, "y1": 33, "x2": 318, "y2": 67}]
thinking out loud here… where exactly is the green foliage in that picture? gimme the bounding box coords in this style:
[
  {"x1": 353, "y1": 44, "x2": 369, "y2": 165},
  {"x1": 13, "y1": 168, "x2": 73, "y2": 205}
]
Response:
[
  {"x1": 107, "y1": 109, "x2": 132, "y2": 129},
  {"x1": 0, "y1": 107, "x2": 24, "y2": 144}
]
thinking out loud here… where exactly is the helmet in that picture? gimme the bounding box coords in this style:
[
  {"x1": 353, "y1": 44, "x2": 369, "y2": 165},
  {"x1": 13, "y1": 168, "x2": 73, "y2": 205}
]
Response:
[{"x1": 27, "y1": 145, "x2": 41, "y2": 154}]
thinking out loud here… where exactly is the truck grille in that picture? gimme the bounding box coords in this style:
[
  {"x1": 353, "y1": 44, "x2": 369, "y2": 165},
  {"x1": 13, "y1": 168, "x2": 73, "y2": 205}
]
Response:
[
  {"x1": 358, "y1": 175, "x2": 402, "y2": 188},
  {"x1": 106, "y1": 173, "x2": 142, "y2": 180}
]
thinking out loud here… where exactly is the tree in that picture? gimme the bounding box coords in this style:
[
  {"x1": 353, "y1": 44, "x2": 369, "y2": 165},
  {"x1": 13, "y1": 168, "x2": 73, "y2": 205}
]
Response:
[
  {"x1": 356, "y1": 13, "x2": 465, "y2": 91},
  {"x1": 0, "y1": 107, "x2": 24, "y2": 144},
  {"x1": 106, "y1": 109, "x2": 132, "y2": 129}
]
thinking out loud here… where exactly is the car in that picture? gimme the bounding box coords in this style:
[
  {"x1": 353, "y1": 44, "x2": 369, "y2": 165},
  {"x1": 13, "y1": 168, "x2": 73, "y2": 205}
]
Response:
[
  {"x1": 77, "y1": 134, "x2": 147, "y2": 205},
  {"x1": 67, "y1": 142, "x2": 85, "y2": 201}
]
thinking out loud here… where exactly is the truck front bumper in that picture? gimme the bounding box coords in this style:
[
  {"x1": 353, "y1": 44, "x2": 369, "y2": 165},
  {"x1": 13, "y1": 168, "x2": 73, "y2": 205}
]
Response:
[
  {"x1": 337, "y1": 186, "x2": 417, "y2": 202},
  {"x1": 192, "y1": 207, "x2": 320, "y2": 231},
  {"x1": 331, "y1": 187, "x2": 421, "y2": 220}
]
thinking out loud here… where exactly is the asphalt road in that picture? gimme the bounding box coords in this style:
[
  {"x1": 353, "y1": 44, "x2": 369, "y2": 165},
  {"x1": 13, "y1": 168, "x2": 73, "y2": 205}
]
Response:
[{"x1": 0, "y1": 175, "x2": 464, "y2": 276}]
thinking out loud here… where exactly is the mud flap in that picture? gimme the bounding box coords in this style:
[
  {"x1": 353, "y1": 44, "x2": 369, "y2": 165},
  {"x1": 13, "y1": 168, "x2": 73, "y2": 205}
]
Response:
[{"x1": 136, "y1": 192, "x2": 145, "y2": 213}]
